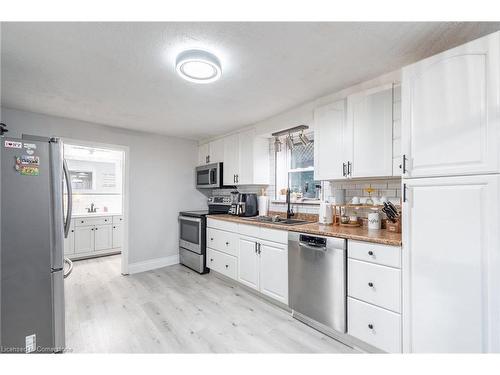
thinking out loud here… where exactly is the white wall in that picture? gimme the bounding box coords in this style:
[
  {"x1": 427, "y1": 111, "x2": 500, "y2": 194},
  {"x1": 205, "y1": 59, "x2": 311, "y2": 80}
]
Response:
[{"x1": 0, "y1": 107, "x2": 207, "y2": 266}]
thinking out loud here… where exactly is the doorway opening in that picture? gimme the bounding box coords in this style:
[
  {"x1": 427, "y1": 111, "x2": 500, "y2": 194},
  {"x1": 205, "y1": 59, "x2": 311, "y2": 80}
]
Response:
[{"x1": 62, "y1": 140, "x2": 129, "y2": 275}]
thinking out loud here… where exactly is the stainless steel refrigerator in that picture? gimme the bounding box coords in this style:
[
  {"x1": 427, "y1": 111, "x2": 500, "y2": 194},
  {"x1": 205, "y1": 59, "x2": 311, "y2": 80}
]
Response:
[{"x1": 1, "y1": 134, "x2": 73, "y2": 353}]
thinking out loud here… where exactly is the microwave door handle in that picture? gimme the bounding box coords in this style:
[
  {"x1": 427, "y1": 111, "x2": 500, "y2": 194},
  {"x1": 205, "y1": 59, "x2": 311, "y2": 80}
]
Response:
[{"x1": 210, "y1": 168, "x2": 217, "y2": 185}]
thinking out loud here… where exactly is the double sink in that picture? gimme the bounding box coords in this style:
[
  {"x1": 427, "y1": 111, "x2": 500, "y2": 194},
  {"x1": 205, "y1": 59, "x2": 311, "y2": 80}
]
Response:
[{"x1": 242, "y1": 216, "x2": 309, "y2": 226}]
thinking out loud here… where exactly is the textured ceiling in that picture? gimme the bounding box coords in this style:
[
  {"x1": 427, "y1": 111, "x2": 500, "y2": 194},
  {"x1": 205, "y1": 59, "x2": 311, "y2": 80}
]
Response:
[{"x1": 1, "y1": 22, "x2": 499, "y2": 140}]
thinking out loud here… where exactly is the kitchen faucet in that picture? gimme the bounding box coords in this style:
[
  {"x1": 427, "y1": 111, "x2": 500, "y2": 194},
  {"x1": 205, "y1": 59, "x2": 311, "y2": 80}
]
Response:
[
  {"x1": 286, "y1": 189, "x2": 295, "y2": 219},
  {"x1": 86, "y1": 203, "x2": 98, "y2": 213}
]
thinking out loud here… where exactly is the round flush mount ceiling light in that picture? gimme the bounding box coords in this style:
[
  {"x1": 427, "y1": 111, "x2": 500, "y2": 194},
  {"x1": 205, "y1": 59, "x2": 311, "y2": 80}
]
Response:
[{"x1": 175, "y1": 49, "x2": 222, "y2": 84}]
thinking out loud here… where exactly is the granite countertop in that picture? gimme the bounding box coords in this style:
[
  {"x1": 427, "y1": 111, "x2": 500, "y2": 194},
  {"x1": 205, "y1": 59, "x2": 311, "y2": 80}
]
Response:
[
  {"x1": 207, "y1": 214, "x2": 402, "y2": 246},
  {"x1": 72, "y1": 212, "x2": 122, "y2": 218}
]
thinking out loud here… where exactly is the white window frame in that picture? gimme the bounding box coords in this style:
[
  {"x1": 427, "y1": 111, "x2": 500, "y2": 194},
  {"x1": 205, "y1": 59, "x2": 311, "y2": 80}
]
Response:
[{"x1": 274, "y1": 132, "x2": 321, "y2": 202}]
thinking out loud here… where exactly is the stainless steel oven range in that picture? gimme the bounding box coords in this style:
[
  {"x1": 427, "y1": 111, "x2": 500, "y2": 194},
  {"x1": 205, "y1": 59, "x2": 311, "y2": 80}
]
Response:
[{"x1": 178, "y1": 211, "x2": 208, "y2": 274}]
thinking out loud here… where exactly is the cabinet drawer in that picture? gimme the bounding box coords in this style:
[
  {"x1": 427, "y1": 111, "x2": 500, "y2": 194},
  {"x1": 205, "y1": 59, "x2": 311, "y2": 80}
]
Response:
[
  {"x1": 207, "y1": 218, "x2": 238, "y2": 233},
  {"x1": 207, "y1": 248, "x2": 237, "y2": 280},
  {"x1": 207, "y1": 228, "x2": 238, "y2": 256},
  {"x1": 75, "y1": 216, "x2": 112, "y2": 227},
  {"x1": 348, "y1": 259, "x2": 401, "y2": 313},
  {"x1": 112, "y1": 215, "x2": 124, "y2": 224},
  {"x1": 348, "y1": 240, "x2": 401, "y2": 268},
  {"x1": 348, "y1": 297, "x2": 401, "y2": 353}
]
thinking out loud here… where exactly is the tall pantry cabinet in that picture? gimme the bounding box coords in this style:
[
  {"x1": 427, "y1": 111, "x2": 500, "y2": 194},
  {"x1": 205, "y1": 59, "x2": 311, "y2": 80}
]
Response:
[{"x1": 401, "y1": 31, "x2": 500, "y2": 353}]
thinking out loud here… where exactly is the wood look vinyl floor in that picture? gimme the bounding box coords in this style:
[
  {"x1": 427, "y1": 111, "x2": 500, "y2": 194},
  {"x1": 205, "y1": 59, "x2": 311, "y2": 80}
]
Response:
[{"x1": 65, "y1": 255, "x2": 354, "y2": 353}]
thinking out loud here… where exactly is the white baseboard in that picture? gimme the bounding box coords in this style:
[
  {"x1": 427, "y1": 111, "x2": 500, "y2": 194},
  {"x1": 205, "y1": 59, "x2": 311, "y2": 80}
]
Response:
[{"x1": 127, "y1": 254, "x2": 179, "y2": 274}]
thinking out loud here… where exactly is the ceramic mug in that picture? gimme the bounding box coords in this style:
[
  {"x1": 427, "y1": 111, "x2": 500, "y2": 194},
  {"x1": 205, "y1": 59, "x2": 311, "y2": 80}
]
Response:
[{"x1": 368, "y1": 212, "x2": 381, "y2": 230}]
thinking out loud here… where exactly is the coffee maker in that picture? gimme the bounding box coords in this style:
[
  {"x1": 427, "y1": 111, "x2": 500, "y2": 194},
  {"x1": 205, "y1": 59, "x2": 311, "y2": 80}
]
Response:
[{"x1": 229, "y1": 192, "x2": 258, "y2": 217}]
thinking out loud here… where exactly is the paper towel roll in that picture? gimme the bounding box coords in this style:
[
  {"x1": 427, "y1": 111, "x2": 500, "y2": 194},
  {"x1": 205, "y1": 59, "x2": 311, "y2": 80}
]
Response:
[{"x1": 258, "y1": 196, "x2": 269, "y2": 216}]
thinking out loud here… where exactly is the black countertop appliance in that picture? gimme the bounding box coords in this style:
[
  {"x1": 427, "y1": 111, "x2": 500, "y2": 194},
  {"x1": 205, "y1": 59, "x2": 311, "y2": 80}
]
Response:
[{"x1": 239, "y1": 193, "x2": 258, "y2": 217}]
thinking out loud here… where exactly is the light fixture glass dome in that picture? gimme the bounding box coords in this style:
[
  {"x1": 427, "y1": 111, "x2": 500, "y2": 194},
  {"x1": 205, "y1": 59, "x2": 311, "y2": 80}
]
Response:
[{"x1": 175, "y1": 49, "x2": 222, "y2": 83}]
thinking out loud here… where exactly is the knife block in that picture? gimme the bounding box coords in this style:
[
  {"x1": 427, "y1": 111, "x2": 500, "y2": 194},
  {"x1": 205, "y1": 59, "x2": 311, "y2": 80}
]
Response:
[{"x1": 386, "y1": 219, "x2": 401, "y2": 233}]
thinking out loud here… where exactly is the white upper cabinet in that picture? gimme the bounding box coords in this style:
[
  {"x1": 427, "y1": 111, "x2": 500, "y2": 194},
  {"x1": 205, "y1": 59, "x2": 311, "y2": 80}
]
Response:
[
  {"x1": 198, "y1": 143, "x2": 210, "y2": 165},
  {"x1": 198, "y1": 138, "x2": 225, "y2": 166},
  {"x1": 223, "y1": 129, "x2": 269, "y2": 186},
  {"x1": 313, "y1": 84, "x2": 394, "y2": 180},
  {"x1": 347, "y1": 84, "x2": 394, "y2": 178},
  {"x1": 401, "y1": 31, "x2": 500, "y2": 178},
  {"x1": 223, "y1": 133, "x2": 240, "y2": 185},
  {"x1": 209, "y1": 138, "x2": 225, "y2": 164},
  {"x1": 314, "y1": 100, "x2": 347, "y2": 180},
  {"x1": 402, "y1": 174, "x2": 500, "y2": 353}
]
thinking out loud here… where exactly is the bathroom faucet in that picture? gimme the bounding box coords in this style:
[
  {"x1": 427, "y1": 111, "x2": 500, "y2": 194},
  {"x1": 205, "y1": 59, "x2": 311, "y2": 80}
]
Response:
[{"x1": 86, "y1": 203, "x2": 98, "y2": 213}]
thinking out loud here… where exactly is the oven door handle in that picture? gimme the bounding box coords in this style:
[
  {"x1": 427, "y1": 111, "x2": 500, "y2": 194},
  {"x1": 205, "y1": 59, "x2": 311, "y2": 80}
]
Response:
[{"x1": 179, "y1": 216, "x2": 202, "y2": 223}]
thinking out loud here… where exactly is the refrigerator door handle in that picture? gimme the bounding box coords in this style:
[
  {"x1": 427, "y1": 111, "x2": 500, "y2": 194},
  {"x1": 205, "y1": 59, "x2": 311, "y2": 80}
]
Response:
[
  {"x1": 63, "y1": 257, "x2": 73, "y2": 279},
  {"x1": 63, "y1": 159, "x2": 73, "y2": 238}
]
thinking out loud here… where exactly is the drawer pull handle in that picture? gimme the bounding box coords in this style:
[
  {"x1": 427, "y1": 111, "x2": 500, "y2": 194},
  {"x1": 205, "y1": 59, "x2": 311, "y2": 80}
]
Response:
[
  {"x1": 368, "y1": 324, "x2": 374, "y2": 330},
  {"x1": 368, "y1": 251, "x2": 374, "y2": 256},
  {"x1": 368, "y1": 282, "x2": 374, "y2": 287}
]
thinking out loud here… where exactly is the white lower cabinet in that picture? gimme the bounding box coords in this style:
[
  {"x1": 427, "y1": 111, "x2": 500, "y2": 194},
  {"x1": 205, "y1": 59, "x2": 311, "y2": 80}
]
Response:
[
  {"x1": 206, "y1": 219, "x2": 288, "y2": 305},
  {"x1": 237, "y1": 237, "x2": 260, "y2": 289},
  {"x1": 348, "y1": 297, "x2": 402, "y2": 354},
  {"x1": 258, "y1": 241, "x2": 288, "y2": 303},
  {"x1": 74, "y1": 226, "x2": 95, "y2": 254},
  {"x1": 112, "y1": 223, "x2": 122, "y2": 248},
  {"x1": 237, "y1": 237, "x2": 288, "y2": 305},
  {"x1": 347, "y1": 240, "x2": 402, "y2": 353},
  {"x1": 94, "y1": 224, "x2": 113, "y2": 251},
  {"x1": 207, "y1": 248, "x2": 237, "y2": 279},
  {"x1": 402, "y1": 174, "x2": 500, "y2": 353}
]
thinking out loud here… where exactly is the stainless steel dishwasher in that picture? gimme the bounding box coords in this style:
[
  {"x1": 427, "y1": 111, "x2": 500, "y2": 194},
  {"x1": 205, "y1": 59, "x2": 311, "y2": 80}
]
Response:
[{"x1": 288, "y1": 232, "x2": 347, "y2": 335}]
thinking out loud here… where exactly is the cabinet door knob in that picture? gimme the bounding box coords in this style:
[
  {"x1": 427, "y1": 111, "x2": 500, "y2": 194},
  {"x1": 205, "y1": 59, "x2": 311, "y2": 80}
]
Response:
[
  {"x1": 368, "y1": 324, "x2": 374, "y2": 330},
  {"x1": 225, "y1": 242, "x2": 229, "y2": 246},
  {"x1": 368, "y1": 250, "x2": 374, "y2": 256},
  {"x1": 225, "y1": 264, "x2": 229, "y2": 268},
  {"x1": 210, "y1": 258, "x2": 213, "y2": 262},
  {"x1": 210, "y1": 237, "x2": 214, "y2": 241},
  {"x1": 368, "y1": 282, "x2": 374, "y2": 287},
  {"x1": 95, "y1": 228, "x2": 98, "y2": 231}
]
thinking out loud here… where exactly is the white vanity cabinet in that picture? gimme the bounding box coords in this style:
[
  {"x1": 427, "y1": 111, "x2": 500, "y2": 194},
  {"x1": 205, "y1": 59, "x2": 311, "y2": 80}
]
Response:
[
  {"x1": 206, "y1": 218, "x2": 288, "y2": 305},
  {"x1": 64, "y1": 221, "x2": 75, "y2": 255},
  {"x1": 347, "y1": 240, "x2": 402, "y2": 353},
  {"x1": 66, "y1": 214, "x2": 124, "y2": 260}
]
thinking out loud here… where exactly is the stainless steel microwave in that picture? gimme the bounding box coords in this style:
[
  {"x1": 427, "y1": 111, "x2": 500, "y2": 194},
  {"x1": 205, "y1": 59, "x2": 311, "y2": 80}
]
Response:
[{"x1": 196, "y1": 162, "x2": 223, "y2": 189}]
